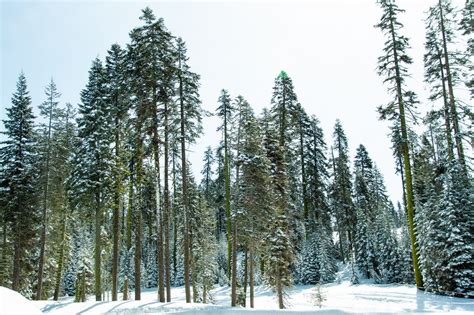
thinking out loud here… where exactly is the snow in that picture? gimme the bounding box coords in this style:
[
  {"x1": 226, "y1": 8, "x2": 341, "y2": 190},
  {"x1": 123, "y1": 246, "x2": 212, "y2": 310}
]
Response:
[
  {"x1": 0, "y1": 287, "x2": 43, "y2": 315},
  {"x1": 23, "y1": 282, "x2": 473, "y2": 314}
]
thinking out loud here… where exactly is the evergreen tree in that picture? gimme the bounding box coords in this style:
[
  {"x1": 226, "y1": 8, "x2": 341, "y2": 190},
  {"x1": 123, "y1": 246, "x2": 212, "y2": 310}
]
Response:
[
  {"x1": 305, "y1": 116, "x2": 331, "y2": 232},
  {"x1": 416, "y1": 161, "x2": 473, "y2": 296},
  {"x1": 36, "y1": 78, "x2": 62, "y2": 300},
  {"x1": 52, "y1": 103, "x2": 76, "y2": 300},
  {"x1": 330, "y1": 120, "x2": 355, "y2": 262},
  {"x1": 0, "y1": 72, "x2": 38, "y2": 295},
  {"x1": 262, "y1": 113, "x2": 295, "y2": 309},
  {"x1": 237, "y1": 104, "x2": 273, "y2": 308},
  {"x1": 71, "y1": 58, "x2": 113, "y2": 301},
  {"x1": 176, "y1": 37, "x2": 203, "y2": 303},
  {"x1": 216, "y1": 89, "x2": 234, "y2": 283},
  {"x1": 375, "y1": 0, "x2": 423, "y2": 288},
  {"x1": 105, "y1": 43, "x2": 129, "y2": 301}
]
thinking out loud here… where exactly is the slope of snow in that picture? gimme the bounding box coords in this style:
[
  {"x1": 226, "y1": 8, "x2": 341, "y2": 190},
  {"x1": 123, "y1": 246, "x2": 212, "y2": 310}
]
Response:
[
  {"x1": 0, "y1": 286, "x2": 43, "y2": 315},
  {"x1": 30, "y1": 282, "x2": 474, "y2": 314}
]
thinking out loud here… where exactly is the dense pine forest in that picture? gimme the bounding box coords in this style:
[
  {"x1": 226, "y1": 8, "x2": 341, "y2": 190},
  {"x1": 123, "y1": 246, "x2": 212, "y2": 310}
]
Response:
[{"x1": 0, "y1": 0, "x2": 473, "y2": 311}]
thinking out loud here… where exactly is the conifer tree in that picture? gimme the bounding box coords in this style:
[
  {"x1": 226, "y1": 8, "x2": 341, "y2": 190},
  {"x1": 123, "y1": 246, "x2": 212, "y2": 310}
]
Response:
[
  {"x1": 305, "y1": 116, "x2": 331, "y2": 231},
  {"x1": 52, "y1": 103, "x2": 76, "y2": 301},
  {"x1": 269, "y1": 71, "x2": 303, "y2": 259},
  {"x1": 105, "y1": 43, "x2": 128, "y2": 301},
  {"x1": 0, "y1": 72, "x2": 38, "y2": 295},
  {"x1": 216, "y1": 89, "x2": 234, "y2": 282},
  {"x1": 375, "y1": 0, "x2": 423, "y2": 288},
  {"x1": 330, "y1": 120, "x2": 355, "y2": 262},
  {"x1": 176, "y1": 37, "x2": 203, "y2": 303},
  {"x1": 424, "y1": 0, "x2": 468, "y2": 166},
  {"x1": 72, "y1": 58, "x2": 112, "y2": 301},
  {"x1": 36, "y1": 78, "x2": 62, "y2": 300},
  {"x1": 200, "y1": 146, "x2": 214, "y2": 202},
  {"x1": 262, "y1": 111, "x2": 295, "y2": 309}
]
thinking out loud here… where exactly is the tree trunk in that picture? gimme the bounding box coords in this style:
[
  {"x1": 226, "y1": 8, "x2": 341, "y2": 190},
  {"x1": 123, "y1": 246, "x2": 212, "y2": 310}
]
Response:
[
  {"x1": 135, "y1": 130, "x2": 143, "y2": 300},
  {"x1": 94, "y1": 189, "x2": 102, "y2": 301},
  {"x1": 224, "y1": 110, "x2": 232, "y2": 281},
  {"x1": 164, "y1": 101, "x2": 171, "y2": 302},
  {"x1": 112, "y1": 116, "x2": 121, "y2": 301},
  {"x1": 190, "y1": 237, "x2": 197, "y2": 303},
  {"x1": 12, "y1": 234, "x2": 21, "y2": 291},
  {"x1": 151, "y1": 95, "x2": 165, "y2": 303},
  {"x1": 123, "y1": 159, "x2": 134, "y2": 300},
  {"x1": 243, "y1": 246, "x2": 248, "y2": 307},
  {"x1": 249, "y1": 248, "x2": 254, "y2": 308},
  {"x1": 53, "y1": 210, "x2": 67, "y2": 300},
  {"x1": 179, "y1": 58, "x2": 191, "y2": 303},
  {"x1": 231, "y1": 221, "x2": 237, "y2": 306},
  {"x1": 437, "y1": 46, "x2": 454, "y2": 161},
  {"x1": 0, "y1": 218, "x2": 7, "y2": 287},
  {"x1": 277, "y1": 269, "x2": 284, "y2": 309},
  {"x1": 172, "y1": 149, "x2": 178, "y2": 277},
  {"x1": 36, "y1": 92, "x2": 54, "y2": 300}
]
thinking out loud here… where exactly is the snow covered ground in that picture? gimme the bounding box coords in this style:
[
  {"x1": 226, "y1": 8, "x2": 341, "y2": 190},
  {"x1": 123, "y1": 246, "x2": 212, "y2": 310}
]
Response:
[{"x1": 2, "y1": 281, "x2": 473, "y2": 315}]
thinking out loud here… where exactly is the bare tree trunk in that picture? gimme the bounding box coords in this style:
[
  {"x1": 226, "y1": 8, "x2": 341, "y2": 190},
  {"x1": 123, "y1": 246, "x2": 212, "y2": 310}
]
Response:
[
  {"x1": 164, "y1": 101, "x2": 171, "y2": 302},
  {"x1": 249, "y1": 248, "x2": 254, "y2": 308},
  {"x1": 231, "y1": 221, "x2": 238, "y2": 306},
  {"x1": 243, "y1": 246, "x2": 248, "y2": 307},
  {"x1": 123, "y1": 159, "x2": 134, "y2": 301},
  {"x1": 135, "y1": 129, "x2": 143, "y2": 300},
  {"x1": 172, "y1": 149, "x2": 178, "y2": 278},
  {"x1": 190, "y1": 235, "x2": 197, "y2": 303}
]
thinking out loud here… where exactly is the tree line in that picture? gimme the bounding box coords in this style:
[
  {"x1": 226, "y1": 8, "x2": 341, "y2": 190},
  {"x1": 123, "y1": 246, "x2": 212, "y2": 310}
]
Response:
[{"x1": 0, "y1": 0, "x2": 472, "y2": 309}]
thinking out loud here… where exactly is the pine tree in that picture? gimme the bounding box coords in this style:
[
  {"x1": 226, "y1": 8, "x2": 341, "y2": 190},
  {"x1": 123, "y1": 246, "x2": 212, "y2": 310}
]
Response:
[
  {"x1": 105, "y1": 43, "x2": 129, "y2": 301},
  {"x1": 200, "y1": 146, "x2": 214, "y2": 202},
  {"x1": 52, "y1": 103, "x2": 76, "y2": 300},
  {"x1": 330, "y1": 120, "x2": 355, "y2": 262},
  {"x1": 424, "y1": 0, "x2": 468, "y2": 166},
  {"x1": 270, "y1": 71, "x2": 303, "y2": 249},
  {"x1": 375, "y1": 0, "x2": 423, "y2": 288},
  {"x1": 262, "y1": 113, "x2": 295, "y2": 309},
  {"x1": 306, "y1": 116, "x2": 330, "y2": 228},
  {"x1": 176, "y1": 37, "x2": 203, "y2": 303},
  {"x1": 0, "y1": 72, "x2": 38, "y2": 295},
  {"x1": 216, "y1": 89, "x2": 234, "y2": 283},
  {"x1": 72, "y1": 58, "x2": 113, "y2": 301},
  {"x1": 36, "y1": 78, "x2": 62, "y2": 300},
  {"x1": 416, "y1": 160, "x2": 473, "y2": 296},
  {"x1": 237, "y1": 104, "x2": 273, "y2": 308}
]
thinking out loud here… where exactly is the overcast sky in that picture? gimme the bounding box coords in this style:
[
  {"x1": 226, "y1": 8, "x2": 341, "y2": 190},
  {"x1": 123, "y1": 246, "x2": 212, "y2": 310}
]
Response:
[{"x1": 1, "y1": 0, "x2": 468, "y2": 204}]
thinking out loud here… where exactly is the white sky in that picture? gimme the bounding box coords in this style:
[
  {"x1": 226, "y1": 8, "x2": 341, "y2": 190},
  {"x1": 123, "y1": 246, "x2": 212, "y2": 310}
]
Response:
[{"x1": 1, "y1": 0, "x2": 469, "y2": 204}]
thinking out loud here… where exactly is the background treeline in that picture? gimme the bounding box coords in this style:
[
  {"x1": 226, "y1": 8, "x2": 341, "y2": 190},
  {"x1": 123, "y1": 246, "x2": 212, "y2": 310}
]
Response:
[{"x1": 0, "y1": 0, "x2": 472, "y2": 309}]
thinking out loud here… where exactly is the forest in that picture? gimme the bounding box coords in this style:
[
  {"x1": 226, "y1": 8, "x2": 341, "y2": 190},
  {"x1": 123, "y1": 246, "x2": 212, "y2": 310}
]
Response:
[{"x1": 0, "y1": 0, "x2": 472, "y2": 311}]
